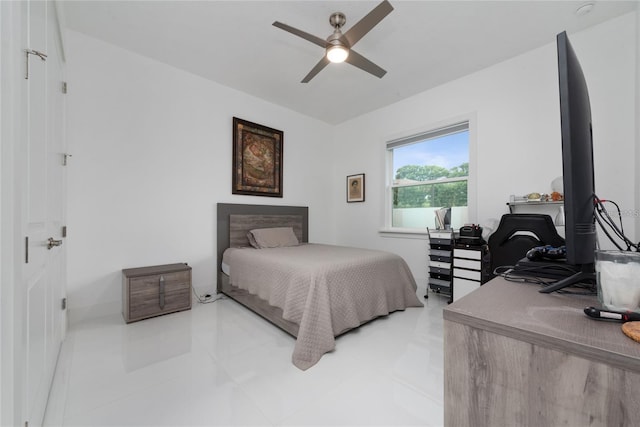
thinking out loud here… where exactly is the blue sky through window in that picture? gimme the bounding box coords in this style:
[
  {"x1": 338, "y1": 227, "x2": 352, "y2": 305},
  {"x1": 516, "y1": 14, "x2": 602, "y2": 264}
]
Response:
[{"x1": 393, "y1": 131, "x2": 469, "y2": 177}]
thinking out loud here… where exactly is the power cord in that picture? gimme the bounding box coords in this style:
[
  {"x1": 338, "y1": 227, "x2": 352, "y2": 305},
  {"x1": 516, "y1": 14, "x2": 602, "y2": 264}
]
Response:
[
  {"x1": 593, "y1": 194, "x2": 639, "y2": 252},
  {"x1": 494, "y1": 265, "x2": 550, "y2": 286},
  {"x1": 192, "y1": 287, "x2": 226, "y2": 304},
  {"x1": 494, "y1": 266, "x2": 596, "y2": 295}
]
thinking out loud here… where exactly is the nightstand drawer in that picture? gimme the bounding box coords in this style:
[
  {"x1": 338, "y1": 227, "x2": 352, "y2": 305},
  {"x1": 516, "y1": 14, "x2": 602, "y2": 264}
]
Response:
[
  {"x1": 123, "y1": 263, "x2": 192, "y2": 323},
  {"x1": 453, "y1": 268, "x2": 481, "y2": 281}
]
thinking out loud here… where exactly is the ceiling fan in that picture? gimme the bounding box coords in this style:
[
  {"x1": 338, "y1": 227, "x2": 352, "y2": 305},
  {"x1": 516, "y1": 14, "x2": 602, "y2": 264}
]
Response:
[{"x1": 273, "y1": 0, "x2": 394, "y2": 83}]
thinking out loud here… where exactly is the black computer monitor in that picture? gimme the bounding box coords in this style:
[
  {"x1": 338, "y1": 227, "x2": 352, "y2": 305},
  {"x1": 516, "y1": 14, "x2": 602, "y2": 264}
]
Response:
[{"x1": 539, "y1": 31, "x2": 597, "y2": 293}]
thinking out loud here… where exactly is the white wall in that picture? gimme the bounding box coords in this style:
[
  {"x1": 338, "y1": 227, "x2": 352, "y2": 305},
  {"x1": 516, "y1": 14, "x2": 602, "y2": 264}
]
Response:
[
  {"x1": 331, "y1": 13, "x2": 637, "y2": 286},
  {"x1": 66, "y1": 12, "x2": 637, "y2": 320},
  {"x1": 636, "y1": 7, "x2": 640, "y2": 236},
  {"x1": 65, "y1": 31, "x2": 335, "y2": 322}
]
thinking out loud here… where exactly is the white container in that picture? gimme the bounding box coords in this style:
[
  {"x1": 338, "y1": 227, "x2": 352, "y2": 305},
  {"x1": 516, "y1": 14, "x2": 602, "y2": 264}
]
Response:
[{"x1": 595, "y1": 250, "x2": 640, "y2": 313}]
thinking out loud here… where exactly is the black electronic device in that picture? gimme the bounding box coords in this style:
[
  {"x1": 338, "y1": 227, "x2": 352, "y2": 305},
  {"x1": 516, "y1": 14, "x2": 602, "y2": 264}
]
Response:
[
  {"x1": 539, "y1": 31, "x2": 597, "y2": 293},
  {"x1": 584, "y1": 307, "x2": 640, "y2": 323},
  {"x1": 460, "y1": 224, "x2": 482, "y2": 238},
  {"x1": 526, "y1": 245, "x2": 566, "y2": 261},
  {"x1": 458, "y1": 224, "x2": 484, "y2": 246}
]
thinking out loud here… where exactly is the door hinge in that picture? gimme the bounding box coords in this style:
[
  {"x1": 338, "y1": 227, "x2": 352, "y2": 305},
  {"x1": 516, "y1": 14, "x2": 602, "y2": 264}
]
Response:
[
  {"x1": 25, "y1": 236, "x2": 29, "y2": 263},
  {"x1": 24, "y1": 49, "x2": 47, "y2": 80},
  {"x1": 62, "y1": 81, "x2": 68, "y2": 94},
  {"x1": 63, "y1": 153, "x2": 72, "y2": 166},
  {"x1": 61, "y1": 298, "x2": 67, "y2": 310},
  {"x1": 62, "y1": 226, "x2": 67, "y2": 238}
]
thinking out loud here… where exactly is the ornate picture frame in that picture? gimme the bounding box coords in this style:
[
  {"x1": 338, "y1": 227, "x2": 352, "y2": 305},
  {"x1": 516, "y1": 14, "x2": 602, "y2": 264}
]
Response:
[
  {"x1": 232, "y1": 117, "x2": 283, "y2": 197},
  {"x1": 347, "y1": 173, "x2": 365, "y2": 203}
]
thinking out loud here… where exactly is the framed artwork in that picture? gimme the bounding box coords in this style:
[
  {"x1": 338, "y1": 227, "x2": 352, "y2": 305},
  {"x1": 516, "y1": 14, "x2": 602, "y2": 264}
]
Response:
[
  {"x1": 232, "y1": 117, "x2": 283, "y2": 197},
  {"x1": 347, "y1": 173, "x2": 365, "y2": 203}
]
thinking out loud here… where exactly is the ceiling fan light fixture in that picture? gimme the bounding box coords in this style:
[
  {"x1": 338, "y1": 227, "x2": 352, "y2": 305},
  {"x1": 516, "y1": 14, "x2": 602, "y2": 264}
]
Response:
[
  {"x1": 273, "y1": 0, "x2": 393, "y2": 82},
  {"x1": 327, "y1": 45, "x2": 349, "y2": 63}
]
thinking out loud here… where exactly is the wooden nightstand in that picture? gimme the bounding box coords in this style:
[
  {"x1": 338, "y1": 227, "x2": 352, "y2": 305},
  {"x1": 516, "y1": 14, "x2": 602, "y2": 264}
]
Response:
[{"x1": 122, "y1": 263, "x2": 192, "y2": 323}]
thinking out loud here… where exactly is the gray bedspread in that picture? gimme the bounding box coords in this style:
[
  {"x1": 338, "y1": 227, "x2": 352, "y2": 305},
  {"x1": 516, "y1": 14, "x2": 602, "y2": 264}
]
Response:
[{"x1": 222, "y1": 243, "x2": 423, "y2": 370}]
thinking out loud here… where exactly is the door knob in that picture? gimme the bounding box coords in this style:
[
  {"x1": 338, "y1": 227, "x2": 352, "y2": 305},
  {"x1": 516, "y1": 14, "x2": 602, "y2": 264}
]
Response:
[{"x1": 47, "y1": 237, "x2": 63, "y2": 250}]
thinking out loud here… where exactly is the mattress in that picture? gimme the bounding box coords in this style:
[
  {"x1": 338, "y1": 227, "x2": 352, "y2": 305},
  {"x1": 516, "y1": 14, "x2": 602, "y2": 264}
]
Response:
[
  {"x1": 222, "y1": 243, "x2": 423, "y2": 369},
  {"x1": 221, "y1": 260, "x2": 231, "y2": 276}
]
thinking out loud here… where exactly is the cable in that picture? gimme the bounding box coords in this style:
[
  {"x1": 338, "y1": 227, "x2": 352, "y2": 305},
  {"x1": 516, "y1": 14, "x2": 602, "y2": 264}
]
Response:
[
  {"x1": 192, "y1": 286, "x2": 226, "y2": 304},
  {"x1": 604, "y1": 199, "x2": 626, "y2": 236},
  {"x1": 494, "y1": 265, "x2": 560, "y2": 286},
  {"x1": 594, "y1": 196, "x2": 627, "y2": 245},
  {"x1": 594, "y1": 198, "x2": 627, "y2": 245},
  {"x1": 494, "y1": 265, "x2": 596, "y2": 295},
  {"x1": 594, "y1": 213, "x2": 624, "y2": 250},
  {"x1": 593, "y1": 194, "x2": 639, "y2": 252}
]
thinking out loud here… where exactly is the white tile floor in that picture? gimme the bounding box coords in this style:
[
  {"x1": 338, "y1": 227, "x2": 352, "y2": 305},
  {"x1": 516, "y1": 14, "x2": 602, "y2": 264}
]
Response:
[{"x1": 44, "y1": 288, "x2": 447, "y2": 426}]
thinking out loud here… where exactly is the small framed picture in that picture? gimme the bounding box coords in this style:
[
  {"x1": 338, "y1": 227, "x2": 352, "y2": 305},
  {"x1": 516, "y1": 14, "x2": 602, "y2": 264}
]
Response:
[{"x1": 347, "y1": 173, "x2": 365, "y2": 203}]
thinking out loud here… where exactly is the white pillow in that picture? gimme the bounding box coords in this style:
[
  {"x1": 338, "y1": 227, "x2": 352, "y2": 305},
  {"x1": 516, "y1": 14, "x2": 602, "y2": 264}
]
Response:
[{"x1": 247, "y1": 227, "x2": 299, "y2": 248}]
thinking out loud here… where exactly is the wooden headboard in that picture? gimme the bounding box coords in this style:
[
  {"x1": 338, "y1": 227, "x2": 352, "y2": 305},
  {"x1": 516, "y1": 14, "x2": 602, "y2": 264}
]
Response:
[{"x1": 216, "y1": 203, "x2": 309, "y2": 291}]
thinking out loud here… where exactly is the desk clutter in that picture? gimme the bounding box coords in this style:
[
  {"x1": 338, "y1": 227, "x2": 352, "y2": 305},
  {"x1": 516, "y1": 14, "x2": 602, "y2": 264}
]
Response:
[{"x1": 426, "y1": 226, "x2": 491, "y2": 303}]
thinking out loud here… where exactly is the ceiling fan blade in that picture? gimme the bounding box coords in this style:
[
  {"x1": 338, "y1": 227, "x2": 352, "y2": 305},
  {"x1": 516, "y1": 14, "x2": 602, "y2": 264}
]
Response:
[
  {"x1": 301, "y1": 56, "x2": 330, "y2": 83},
  {"x1": 341, "y1": 0, "x2": 393, "y2": 47},
  {"x1": 344, "y1": 49, "x2": 386, "y2": 79},
  {"x1": 273, "y1": 21, "x2": 327, "y2": 48}
]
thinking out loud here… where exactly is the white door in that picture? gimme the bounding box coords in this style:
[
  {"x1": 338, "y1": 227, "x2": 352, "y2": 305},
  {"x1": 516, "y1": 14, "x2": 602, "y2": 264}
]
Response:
[{"x1": 22, "y1": 1, "x2": 67, "y2": 425}]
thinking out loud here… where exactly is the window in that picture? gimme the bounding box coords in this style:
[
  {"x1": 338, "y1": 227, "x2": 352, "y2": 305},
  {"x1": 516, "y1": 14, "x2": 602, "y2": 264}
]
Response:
[{"x1": 386, "y1": 121, "x2": 470, "y2": 231}]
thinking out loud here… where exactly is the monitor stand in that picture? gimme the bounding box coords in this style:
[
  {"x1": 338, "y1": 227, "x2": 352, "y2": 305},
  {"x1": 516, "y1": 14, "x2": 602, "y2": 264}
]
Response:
[{"x1": 538, "y1": 263, "x2": 596, "y2": 293}]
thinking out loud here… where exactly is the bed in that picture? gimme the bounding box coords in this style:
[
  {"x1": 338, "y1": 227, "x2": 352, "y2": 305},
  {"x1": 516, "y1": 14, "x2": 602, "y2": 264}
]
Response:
[{"x1": 216, "y1": 203, "x2": 423, "y2": 370}]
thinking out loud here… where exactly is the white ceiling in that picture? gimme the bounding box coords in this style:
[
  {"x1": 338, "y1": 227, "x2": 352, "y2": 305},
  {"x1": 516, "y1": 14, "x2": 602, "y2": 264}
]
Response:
[{"x1": 59, "y1": 0, "x2": 637, "y2": 125}]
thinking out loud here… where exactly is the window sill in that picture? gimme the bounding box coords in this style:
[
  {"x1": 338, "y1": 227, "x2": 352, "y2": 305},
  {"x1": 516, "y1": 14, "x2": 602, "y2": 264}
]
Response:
[{"x1": 378, "y1": 228, "x2": 429, "y2": 239}]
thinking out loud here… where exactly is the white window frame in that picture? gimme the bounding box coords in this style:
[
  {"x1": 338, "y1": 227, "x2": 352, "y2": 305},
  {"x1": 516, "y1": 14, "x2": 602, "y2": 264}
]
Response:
[{"x1": 380, "y1": 115, "x2": 477, "y2": 238}]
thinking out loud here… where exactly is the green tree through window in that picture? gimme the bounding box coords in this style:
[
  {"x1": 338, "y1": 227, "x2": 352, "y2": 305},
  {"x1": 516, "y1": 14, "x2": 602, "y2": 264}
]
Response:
[
  {"x1": 393, "y1": 163, "x2": 468, "y2": 209},
  {"x1": 387, "y1": 121, "x2": 470, "y2": 229}
]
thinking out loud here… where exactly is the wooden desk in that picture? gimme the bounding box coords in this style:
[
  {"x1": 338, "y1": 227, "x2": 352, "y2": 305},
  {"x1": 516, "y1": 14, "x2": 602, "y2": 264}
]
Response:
[{"x1": 443, "y1": 277, "x2": 640, "y2": 427}]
